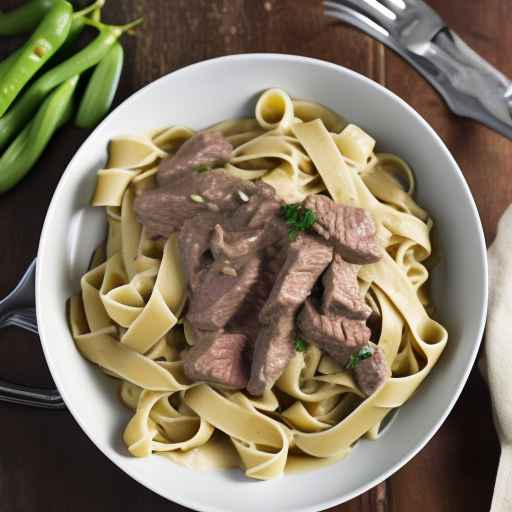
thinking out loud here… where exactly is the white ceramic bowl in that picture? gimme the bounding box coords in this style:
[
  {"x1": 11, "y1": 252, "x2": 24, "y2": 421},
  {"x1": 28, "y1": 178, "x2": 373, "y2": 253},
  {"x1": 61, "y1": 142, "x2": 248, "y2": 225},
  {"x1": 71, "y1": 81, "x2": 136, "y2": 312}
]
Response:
[{"x1": 36, "y1": 54, "x2": 487, "y2": 512}]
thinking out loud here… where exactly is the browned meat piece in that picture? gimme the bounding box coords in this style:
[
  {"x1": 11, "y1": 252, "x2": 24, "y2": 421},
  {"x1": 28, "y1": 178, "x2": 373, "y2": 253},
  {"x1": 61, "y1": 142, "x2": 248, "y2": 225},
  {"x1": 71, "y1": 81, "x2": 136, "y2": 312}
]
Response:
[
  {"x1": 322, "y1": 253, "x2": 372, "y2": 320},
  {"x1": 247, "y1": 316, "x2": 295, "y2": 396},
  {"x1": 354, "y1": 342, "x2": 390, "y2": 396},
  {"x1": 134, "y1": 188, "x2": 208, "y2": 238},
  {"x1": 211, "y1": 225, "x2": 264, "y2": 260},
  {"x1": 178, "y1": 212, "x2": 223, "y2": 291},
  {"x1": 259, "y1": 232, "x2": 333, "y2": 323},
  {"x1": 157, "y1": 132, "x2": 233, "y2": 186},
  {"x1": 210, "y1": 218, "x2": 287, "y2": 261},
  {"x1": 297, "y1": 299, "x2": 370, "y2": 365},
  {"x1": 187, "y1": 256, "x2": 262, "y2": 331},
  {"x1": 304, "y1": 194, "x2": 381, "y2": 264},
  {"x1": 134, "y1": 170, "x2": 258, "y2": 238},
  {"x1": 197, "y1": 170, "x2": 257, "y2": 211},
  {"x1": 224, "y1": 182, "x2": 279, "y2": 231},
  {"x1": 183, "y1": 332, "x2": 249, "y2": 388},
  {"x1": 230, "y1": 255, "x2": 283, "y2": 345},
  {"x1": 247, "y1": 199, "x2": 282, "y2": 228}
]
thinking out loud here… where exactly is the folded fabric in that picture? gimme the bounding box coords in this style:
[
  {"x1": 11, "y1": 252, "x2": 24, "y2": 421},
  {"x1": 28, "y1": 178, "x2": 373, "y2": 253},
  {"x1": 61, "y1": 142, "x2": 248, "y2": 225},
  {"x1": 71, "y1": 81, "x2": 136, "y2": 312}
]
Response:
[{"x1": 487, "y1": 205, "x2": 512, "y2": 512}]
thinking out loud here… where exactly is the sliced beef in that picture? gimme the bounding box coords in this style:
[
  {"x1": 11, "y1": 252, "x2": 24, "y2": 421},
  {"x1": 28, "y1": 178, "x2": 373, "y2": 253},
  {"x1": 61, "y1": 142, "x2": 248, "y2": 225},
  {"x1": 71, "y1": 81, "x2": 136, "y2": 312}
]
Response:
[
  {"x1": 304, "y1": 194, "x2": 381, "y2": 264},
  {"x1": 134, "y1": 188, "x2": 208, "y2": 238},
  {"x1": 134, "y1": 169, "x2": 258, "y2": 238},
  {"x1": 157, "y1": 132, "x2": 233, "y2": 186},
  {"x1": 210, "y1": 218, "x2": 287, "y2": 261},
  {"x1": 322, "y1": 253, "x2": 372, "y2": 320},
  {"x1": 210, "y1": 225, "x2": 264, "y2": 260},
  {"x1": 230, "y1": 255, "x2": 283, "y2": 345},
  {"x1": 259, "y1": 232, "x2": 333, "y2": 323},
  {"x1": 183, "y1": 332, "x2": 249, "y2": 388},
  {"x1": 297, "y1": 299, "x2": 370, "y2": 365},
  {"x1": 178, "y1": 212, "x2": 222, "y2": 291},
  {"x1": 224, "y1": 182, "x2": 280, "y2": 231},
  {"x1": 247, "y1": 316, "x2": 295, "y2": 396},
  {"x1": 187, "y1": 256, "x2": 262, "y2": 331},
  {"x1": 247, "y1": 198, "x2": 282, "y2": 228},
  {"x1": 197, "y1": 169, "x2": 257, "y2": 212},
  {"x1": 354, "y1": 342, "x2": 390, "y2": 396}
]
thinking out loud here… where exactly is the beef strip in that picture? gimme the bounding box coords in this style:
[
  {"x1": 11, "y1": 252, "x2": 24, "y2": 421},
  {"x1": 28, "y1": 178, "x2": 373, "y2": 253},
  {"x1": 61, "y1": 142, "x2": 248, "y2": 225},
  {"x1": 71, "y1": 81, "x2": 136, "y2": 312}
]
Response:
[
  {"x1": 230, "y1": 254, "x2": 283, "y2": 345},
  {"x1": 297, "y1": 299, "x2": 370, "y2": 365},
  {"x1": 183, "y1": 332, "x2": 249, "y2": 389},
  {"x1": 354, "y1": 342, "x2": 390, "y2": 396},
  {"x1": 134, "y1": 188, "x2": 208, "y2": 238},
  {"x1": 304, "y1": 194, "x2": 381, "y2": 264},
  {"x1": 259, "y1": 232, "x2": 333, "y2": 323},
  {"x1": 322, "y1": 253, "x2": 372, "y2": 320},
  {"x1": 187, "y1": 256, "x2": 262, "y2": 331},
  {"x1": 178, "y1": 212, "x2": 223, "y2": 292},
  {"x1": 224, "y1": 181, "x2": 279, "y2": 230},
  {"x1": 247, "y1": 198, "x2": 282, "y2": 228},
  {"x1": 197, "y1": 170, "x2": 256, "y2": 211},
  {"x1": 134, "y1": 169, "x2": 258, "y2": 238},
  {"x1": 247, "y1": 316, "x2": 296, "y2": 396},
  {"x1": 157, "y1": 131, "x2": 233, "y2": 186},
  {"x1": 246, "y1": 233, "x2": 332, "y2": 395},
  {"x1": 210, "y1": 218, "x2": 287, "y2": 261}
]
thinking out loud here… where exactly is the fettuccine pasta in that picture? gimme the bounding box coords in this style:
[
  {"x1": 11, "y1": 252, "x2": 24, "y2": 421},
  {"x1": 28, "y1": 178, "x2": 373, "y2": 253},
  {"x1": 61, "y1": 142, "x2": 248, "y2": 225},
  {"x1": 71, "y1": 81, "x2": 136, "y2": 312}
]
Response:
[{"x1": 68, "y1": 88, "x2": 447, "y2": 480}]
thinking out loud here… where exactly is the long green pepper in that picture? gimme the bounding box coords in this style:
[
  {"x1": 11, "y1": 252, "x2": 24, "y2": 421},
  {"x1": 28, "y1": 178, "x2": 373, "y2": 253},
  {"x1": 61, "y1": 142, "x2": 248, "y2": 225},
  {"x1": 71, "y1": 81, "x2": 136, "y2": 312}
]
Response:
[
  {"x1": 0, "y1": 76, "x2": 78, "y2": 194},
  {"x1": 0, "y1": 47, "x2": 22, "y2": 79},
  {"x1": 0, "y1": 17, "x2": 141, "y2": 151},
  {"x1": 0, "y1": 0, "x2": 60, "y2": 36},
  {"x1": 75, "y1": 42, "x2": 124, "y2": 129},
  {"x1": 0, "y1": 0, "x2": 73, "y2": 118},
  {"x1": 47, "y1": 0, "x2": 106, "y2": 66},
  {"x1": 0, "y1": 1, "x2": 104, "y2": 83}
]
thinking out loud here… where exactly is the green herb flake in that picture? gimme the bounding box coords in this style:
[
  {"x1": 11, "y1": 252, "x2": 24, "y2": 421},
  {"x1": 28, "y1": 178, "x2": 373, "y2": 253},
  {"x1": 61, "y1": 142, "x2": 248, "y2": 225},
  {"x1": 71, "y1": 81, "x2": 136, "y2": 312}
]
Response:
[
  {"x1": 294, "y1": 338, "x2": 308, "y2": 352},
  {"x1": 345, "y1": 345, "x2": 374, "y2": 369},
  {"x1": 194, "y1": 164, "x2": 210, "y2": 173},
  {"x1": 280, "y1": 203, "x2": 316, "y2": 241}
]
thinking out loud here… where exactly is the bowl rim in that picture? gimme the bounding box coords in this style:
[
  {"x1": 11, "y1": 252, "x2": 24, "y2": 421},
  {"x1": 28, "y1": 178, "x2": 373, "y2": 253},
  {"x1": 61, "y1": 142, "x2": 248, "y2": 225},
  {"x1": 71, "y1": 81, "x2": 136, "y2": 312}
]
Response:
[{"x1": 36, "y1": 53, "x2": 488, "y2": 512}]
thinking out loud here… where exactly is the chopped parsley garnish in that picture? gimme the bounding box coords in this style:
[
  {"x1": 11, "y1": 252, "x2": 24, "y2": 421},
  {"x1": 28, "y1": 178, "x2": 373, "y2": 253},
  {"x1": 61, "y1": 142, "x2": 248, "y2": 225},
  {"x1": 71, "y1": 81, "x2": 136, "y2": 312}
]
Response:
[
  {"x1": 280, "y1": 203, "x2": 316, "y2": 241},
  {"x1": 294, "y1": 338, "x2": 308, "y2": 352},
  {"x1": 345, "y1": 345, "x2": 374, "y2": 369},
  {"x1": 193, "y1": 164, "x2": 210, "y2": 173}
]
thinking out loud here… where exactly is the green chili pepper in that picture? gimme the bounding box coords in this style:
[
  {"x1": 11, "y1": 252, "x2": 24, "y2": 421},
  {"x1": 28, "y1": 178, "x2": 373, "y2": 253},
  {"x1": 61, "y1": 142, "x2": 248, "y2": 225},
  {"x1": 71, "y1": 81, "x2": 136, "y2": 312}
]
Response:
[
  {"x1": 42, "y1": 0, "x2": 106, "y2": 69},
  {"x1": 0, "y1": 46, "x2": 23, "y2": 78},
  {"x1": 0, "y1": 76, "x2": 78, "y2": 194},
  {"x1": 0, "y1": 0, "x2": 73, "y2": 118},
  {"x1": 0, "y1": 1, "x2": 105, "y2": 83},
  {"x1": 75, "y1": 42, "x2": 123, "y2": 129},
  {"x1": 0, "y1": 0, "x2": 60, "y2": 36},
  {"x1": 0, "y1": 16, "x2": 141, "y2": 151}
]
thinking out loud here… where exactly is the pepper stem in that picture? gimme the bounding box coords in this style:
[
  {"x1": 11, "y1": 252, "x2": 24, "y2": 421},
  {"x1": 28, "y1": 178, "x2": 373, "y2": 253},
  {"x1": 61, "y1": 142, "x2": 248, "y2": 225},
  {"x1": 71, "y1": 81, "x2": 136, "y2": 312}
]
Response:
[
  {"x1": 73, "y1": 0, "x2": 106, "y2": 20},
  {"x1": 82, "y1": 16, "x2": 143, "y2": 36}
]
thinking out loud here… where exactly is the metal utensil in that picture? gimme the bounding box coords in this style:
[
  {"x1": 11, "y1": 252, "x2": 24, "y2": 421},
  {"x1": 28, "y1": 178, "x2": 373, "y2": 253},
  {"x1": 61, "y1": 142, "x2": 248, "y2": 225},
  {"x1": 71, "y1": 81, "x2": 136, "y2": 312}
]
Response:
[
  {"x1": 324, "y1": 0, "x2": 512, "y2": 139},
  {"x1": 0, "y1": 259, "x2": 65, "y2": 409}
]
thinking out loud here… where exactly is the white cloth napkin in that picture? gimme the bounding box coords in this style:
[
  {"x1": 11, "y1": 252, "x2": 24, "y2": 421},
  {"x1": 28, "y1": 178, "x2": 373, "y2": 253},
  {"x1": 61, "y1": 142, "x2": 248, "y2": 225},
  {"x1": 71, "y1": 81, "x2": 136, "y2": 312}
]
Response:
[{"x1": 487, "y1": 205, "x2": 512, "y2": 512}]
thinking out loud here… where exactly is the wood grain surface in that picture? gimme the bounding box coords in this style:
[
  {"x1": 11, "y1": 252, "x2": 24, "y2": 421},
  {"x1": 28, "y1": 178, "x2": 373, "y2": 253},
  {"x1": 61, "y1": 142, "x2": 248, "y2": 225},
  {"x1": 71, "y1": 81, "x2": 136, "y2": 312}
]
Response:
[{"x1": 0, "y1": 1, "x2": 504, "y2": 511}]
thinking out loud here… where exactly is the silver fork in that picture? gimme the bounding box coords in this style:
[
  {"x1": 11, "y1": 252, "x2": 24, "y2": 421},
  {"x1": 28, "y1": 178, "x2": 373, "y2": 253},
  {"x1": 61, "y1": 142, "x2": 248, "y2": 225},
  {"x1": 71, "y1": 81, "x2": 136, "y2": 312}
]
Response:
[
  {"x1": 0, "y1": 260, "x2": 65, "y2": 409},
  {"x1": 324, "y1": 0, "x2": 512, "y2": 139}
]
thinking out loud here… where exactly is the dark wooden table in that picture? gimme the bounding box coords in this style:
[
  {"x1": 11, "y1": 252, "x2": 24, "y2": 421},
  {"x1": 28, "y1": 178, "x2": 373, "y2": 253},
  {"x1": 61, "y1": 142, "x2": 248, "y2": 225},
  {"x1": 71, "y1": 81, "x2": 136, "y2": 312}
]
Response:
[{"x1": 0, "y1": 1, "x2": 505, "y2": 511}]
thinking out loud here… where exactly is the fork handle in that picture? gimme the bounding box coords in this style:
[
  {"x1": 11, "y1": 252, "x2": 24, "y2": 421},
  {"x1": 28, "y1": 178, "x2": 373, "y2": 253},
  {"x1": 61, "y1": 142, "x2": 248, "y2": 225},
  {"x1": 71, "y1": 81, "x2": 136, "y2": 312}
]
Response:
[
  {"x1": 405, "y1": 29, "x2": 512, "y2": 139},
  {"x1": 0, "y1": 260, "x2": 65, "y2": 410}
]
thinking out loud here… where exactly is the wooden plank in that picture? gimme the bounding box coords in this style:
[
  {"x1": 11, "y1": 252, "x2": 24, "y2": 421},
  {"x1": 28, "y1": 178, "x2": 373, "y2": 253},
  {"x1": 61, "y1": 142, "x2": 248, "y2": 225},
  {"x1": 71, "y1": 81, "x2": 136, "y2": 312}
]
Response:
[{"x1": 0, "y1": 0, "x2": 503, "y2": 511}]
